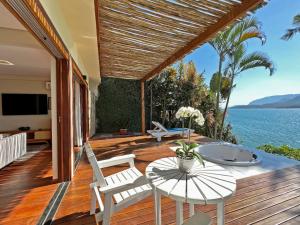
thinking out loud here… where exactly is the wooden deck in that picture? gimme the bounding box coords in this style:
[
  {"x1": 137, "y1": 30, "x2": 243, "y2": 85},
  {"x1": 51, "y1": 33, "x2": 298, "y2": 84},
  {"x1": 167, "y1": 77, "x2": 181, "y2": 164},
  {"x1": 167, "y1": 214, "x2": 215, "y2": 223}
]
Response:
[
  {"x1": 0, "y1": 145, "x2": 58, "y2": 225},
  {"x1": 53, "y1": 135, "x2": 300, "y2": 225}
]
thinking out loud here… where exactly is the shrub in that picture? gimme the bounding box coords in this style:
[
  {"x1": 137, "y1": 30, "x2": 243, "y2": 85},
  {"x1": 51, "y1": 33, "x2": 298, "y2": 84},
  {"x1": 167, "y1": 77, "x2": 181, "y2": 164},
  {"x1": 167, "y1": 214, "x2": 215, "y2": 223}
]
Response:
[{"x1": 257, "y1": 144, "x2": 300, "y2": 161}]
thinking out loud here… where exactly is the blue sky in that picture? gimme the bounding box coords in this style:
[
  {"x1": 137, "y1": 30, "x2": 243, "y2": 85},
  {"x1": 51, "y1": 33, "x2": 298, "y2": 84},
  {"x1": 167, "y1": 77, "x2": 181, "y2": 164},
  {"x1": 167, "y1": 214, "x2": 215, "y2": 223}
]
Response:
[{"x1": 181, "y1": 0, "x2": 300, "y2": 106}]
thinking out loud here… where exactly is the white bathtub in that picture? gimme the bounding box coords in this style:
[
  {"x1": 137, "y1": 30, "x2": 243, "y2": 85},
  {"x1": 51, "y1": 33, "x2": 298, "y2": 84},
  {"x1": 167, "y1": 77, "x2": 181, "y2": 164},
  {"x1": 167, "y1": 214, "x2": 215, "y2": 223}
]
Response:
[{"x1": 195, "y1": 142, "x2": 261, "y2": 166}]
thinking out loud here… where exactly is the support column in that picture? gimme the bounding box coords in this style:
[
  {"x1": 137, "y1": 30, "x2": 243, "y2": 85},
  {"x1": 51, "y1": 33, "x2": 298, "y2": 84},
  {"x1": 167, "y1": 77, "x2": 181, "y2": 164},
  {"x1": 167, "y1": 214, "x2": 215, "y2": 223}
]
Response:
[
  {"x1": 141, "y1": 81, "x2": 146, "y2": 134},
  {"x1": 56, "y1": 58, "x2": 74, "y2": 181}
]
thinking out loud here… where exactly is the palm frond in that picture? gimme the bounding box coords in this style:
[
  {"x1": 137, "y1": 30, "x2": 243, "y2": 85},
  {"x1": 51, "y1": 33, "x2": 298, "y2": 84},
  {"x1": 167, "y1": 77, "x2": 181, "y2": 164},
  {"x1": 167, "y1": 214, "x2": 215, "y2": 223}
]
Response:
[
  {"x1": 281, "y1": 27, "x2": 300, "y2": 40},
  {"x1": 228, "y1": 18, "x2": 264, "y2": 45},
  {"x1": 293, "y1": 14, "x2": 300, "y2": 26},
  {"x1": 282, "y1": 14, "x2": 300, "y2": 40},
  {"x1": 232, "y1": 44, "x2": 246, "y2": 65},
  {"x1": 238, "y1": 52, "x2": 275, "y2": 75}
]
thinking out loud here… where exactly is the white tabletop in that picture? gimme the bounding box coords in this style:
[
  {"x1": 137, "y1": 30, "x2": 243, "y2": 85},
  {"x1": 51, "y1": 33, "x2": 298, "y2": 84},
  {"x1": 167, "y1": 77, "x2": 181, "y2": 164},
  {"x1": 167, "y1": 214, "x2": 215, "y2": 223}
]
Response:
[{"x1": 146, "y1": 157, "x2": 236, "y2": 204}]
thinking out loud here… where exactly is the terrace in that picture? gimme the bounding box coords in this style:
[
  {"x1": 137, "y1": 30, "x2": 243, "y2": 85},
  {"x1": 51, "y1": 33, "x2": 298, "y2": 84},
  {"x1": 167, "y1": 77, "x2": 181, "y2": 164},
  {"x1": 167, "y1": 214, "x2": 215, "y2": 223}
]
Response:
[
  {"x1": 53, "y1": 135, "x2": 300, "y2": 225},
  {"x1": 0, "y1": 0, "x2": 300, "y2": 225}
]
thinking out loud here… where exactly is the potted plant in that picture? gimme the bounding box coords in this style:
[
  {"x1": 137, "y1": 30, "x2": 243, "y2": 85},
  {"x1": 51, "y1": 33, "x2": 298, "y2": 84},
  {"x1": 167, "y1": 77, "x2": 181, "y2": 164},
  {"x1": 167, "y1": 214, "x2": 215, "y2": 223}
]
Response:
[
  {"x1": 117, "y1": 119, "x2": 129, "y2": 135},
  {"x1": 175, "y1": 141, "x2": 205, "y2": 172},
  {"x1": 175, "y1": 106, "x2": 205, "y2": 172}
]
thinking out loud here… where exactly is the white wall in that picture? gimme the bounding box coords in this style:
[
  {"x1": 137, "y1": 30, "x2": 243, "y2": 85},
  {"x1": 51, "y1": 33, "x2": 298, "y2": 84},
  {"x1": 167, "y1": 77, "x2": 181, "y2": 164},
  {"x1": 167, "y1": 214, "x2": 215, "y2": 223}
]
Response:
[{"x1": 0, "y1": 75, "x2": 51, "y2": 131}]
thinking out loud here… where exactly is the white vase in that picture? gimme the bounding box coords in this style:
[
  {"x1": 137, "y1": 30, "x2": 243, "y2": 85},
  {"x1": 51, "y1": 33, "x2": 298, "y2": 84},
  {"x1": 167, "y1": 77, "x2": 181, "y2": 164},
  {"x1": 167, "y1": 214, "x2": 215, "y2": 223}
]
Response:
[{"x1": 177, "y1": 157, "x2": 195, "y2": 173}]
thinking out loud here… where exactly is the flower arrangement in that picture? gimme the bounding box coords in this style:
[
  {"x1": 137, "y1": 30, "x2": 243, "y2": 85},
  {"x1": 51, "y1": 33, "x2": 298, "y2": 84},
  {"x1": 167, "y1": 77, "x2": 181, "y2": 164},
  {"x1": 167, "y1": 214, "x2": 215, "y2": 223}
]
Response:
[
  {"x1": 175, "y1": 106, "x2": 205, "y2": 170},
  {"x1": 175, "y1": 106, "x2": 205, "y2": 141}
]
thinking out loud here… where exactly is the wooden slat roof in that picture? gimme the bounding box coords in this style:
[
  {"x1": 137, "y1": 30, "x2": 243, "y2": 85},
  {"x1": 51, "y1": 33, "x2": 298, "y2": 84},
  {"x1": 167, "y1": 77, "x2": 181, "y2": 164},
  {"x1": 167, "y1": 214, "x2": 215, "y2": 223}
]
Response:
[{"x1": 96, "y1": 0, "x2": 263, "y2": 80}]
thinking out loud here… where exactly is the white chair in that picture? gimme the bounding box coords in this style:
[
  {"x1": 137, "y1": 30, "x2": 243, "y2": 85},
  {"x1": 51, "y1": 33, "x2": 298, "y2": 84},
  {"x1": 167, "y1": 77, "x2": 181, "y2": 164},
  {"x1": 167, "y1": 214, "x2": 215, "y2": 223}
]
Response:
[
  {"x1": 183, "y1": 212, "x2": 212, "y2": 225},
  {"x1": 85, "y1": 143, "x2": 152, "y2": 225},
  {"x1": 147, "y1": 121, "x2": 194, "y2": 142}
]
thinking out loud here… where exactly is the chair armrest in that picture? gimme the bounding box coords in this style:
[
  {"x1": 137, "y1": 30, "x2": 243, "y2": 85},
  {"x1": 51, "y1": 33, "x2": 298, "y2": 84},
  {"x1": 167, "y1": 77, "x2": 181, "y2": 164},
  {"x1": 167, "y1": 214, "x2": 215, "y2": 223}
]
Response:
[
  {"x1": 97, "y1": 176, "x2": 150, "y2": 194},
  {"x1": 97, "y1": 154, "x2": 135, "y2": 169}
]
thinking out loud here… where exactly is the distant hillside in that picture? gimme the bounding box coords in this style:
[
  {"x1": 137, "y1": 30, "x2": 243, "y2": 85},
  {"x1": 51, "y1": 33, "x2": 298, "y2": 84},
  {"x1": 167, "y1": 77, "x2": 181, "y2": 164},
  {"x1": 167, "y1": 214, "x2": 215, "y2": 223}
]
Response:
[
  {"x1": 232, "y1": 94, "x2": 300, "y2": 109},
  {"x1": 249, "y1": 94, "x2": 300, "y2": 105}
]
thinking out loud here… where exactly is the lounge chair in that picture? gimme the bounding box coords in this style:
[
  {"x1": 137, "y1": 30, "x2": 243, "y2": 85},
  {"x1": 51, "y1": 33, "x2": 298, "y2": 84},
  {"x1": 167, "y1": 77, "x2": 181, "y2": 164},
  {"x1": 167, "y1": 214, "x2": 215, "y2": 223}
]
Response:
[{"x1": 147, "y1": 121, "x2": 194, "y2": 142}]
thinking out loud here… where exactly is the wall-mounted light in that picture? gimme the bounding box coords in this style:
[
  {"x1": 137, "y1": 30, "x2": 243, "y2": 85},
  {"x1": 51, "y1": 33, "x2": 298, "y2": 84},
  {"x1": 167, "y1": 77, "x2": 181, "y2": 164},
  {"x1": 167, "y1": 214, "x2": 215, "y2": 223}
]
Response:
[{"x1": 0, "y1": 60, "x2": 14, "y2": 66}]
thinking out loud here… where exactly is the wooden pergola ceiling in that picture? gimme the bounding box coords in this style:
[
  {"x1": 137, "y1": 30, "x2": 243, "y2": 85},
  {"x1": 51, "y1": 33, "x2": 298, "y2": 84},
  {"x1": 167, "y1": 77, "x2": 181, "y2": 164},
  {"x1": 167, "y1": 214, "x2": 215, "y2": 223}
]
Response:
[{"x1": 96, "y1": 0, "x2": 263, "y2": 81}]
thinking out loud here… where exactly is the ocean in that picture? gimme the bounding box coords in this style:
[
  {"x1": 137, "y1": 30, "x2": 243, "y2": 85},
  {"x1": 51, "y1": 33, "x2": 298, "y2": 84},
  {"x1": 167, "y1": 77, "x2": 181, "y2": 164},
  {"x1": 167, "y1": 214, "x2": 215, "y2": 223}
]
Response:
[{"x1": 227, "y1": 108, "x2": 300, "y2": 149}]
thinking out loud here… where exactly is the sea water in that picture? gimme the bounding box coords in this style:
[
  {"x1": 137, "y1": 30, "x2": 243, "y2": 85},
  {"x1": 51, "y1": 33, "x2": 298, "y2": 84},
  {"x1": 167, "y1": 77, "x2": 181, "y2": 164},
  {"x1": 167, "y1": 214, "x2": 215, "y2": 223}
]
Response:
[{"x1": 227, "y1": 108, "x2": 300, "y2": 148}]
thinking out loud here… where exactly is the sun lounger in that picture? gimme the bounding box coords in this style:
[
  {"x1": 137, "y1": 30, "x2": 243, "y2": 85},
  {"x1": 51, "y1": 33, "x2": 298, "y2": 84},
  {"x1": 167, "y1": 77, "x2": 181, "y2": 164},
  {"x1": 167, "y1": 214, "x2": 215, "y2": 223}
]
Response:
[{"x1": 147, "y1": 121, "x2": 194, "y2": 142}]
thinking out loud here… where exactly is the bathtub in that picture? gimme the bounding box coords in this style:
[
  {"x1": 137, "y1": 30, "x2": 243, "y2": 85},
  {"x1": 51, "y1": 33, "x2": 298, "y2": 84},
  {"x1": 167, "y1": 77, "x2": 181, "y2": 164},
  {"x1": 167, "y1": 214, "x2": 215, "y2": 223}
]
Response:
[{"x1": 195, "y1": 142, "x2": 261, "y2": 166}]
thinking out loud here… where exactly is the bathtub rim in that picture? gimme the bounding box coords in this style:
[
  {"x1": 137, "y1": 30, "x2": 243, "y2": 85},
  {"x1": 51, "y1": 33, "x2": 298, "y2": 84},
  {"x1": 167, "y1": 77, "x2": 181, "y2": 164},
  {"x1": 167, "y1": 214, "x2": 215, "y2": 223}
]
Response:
[{"x1": 195, "y1": 142, "x2": 261, "y2": 166}]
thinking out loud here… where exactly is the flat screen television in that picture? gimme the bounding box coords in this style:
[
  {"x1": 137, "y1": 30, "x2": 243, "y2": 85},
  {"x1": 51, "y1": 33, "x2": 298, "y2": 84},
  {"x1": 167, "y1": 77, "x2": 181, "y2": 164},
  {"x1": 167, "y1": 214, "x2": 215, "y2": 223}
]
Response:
[{"x1": 1, "y1": 93, "x2": 48, "y2": 115}]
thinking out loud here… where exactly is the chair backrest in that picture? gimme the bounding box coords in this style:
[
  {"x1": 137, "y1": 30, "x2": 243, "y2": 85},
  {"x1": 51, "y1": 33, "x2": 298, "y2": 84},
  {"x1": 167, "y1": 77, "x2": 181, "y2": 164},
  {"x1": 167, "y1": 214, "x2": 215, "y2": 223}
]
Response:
[
  {"x1": 84, "y1": 143, "x2": 107, "y2": 187},
  {"x1": 152, "y1": 121, "x2": 168, "y2": 132}
]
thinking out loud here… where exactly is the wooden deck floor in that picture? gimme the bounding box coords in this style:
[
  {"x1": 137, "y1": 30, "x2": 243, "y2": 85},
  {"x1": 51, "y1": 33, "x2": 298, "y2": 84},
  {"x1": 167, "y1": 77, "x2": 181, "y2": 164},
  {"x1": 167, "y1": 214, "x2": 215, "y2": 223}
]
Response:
[
  {"x1": 53, "y1": 135, "x2": 300, "y2": 225},
  {"x1": 0, "y1": 145, "x2": 58, "y2": 225}
]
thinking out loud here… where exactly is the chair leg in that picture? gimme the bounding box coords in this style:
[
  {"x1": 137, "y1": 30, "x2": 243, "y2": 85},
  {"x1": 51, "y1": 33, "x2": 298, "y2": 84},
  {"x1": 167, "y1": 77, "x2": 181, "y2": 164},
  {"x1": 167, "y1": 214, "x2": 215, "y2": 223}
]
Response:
[
  {"x1": 157, "y1": 136, "x2": 162, "y2": 142},
  {"x1": 90, "y1": 189, "x2": 96, "y2": 215},
  {"x1": 103, "y1": 194, "x2": 113, "y2": 225}
]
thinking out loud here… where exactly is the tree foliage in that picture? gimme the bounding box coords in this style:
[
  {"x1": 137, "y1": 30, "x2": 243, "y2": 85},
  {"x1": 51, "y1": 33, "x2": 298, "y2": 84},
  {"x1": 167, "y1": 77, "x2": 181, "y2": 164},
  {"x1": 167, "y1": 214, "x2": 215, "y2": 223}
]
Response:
[
  {"x1": 147, "y1": 61, "x2": 237, "y2": 142},
  {"x1": 257, "y1": 144, "x2": 300, "y2": 161}
]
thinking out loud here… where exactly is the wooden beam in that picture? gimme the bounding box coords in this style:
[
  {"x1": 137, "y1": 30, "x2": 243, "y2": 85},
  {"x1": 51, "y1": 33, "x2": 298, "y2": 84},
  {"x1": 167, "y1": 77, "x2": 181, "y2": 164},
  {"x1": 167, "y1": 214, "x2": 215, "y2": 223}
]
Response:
[
  {"x1": 141, "y1": 81, "x2": 146, "y2": 134},
  {"x1": 94, "y1": 0, "x2": 102, "y2": 79},
  {"x1": 141, "y1": 0, "x2": 263, "y2": 81}
]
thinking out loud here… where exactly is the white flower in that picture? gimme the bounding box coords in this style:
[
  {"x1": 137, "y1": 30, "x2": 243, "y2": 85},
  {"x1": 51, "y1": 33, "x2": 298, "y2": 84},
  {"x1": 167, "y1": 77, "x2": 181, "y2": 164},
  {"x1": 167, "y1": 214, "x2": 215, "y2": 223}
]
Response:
[
  {"x1": 195, "y1": 114, "x2": 205, "y2": 126},
  {"x1": 175, "y1": 107, "x2": 185, "y2": 119},
  {"x1": 175, "y1": 107, "x2": 204, "y2": 126},
  {"x1": 192, "y1": 109, "x2": 201, "y2": 118},
  {"x1": 186, "y1": 107, "x2": 194, "y2": 117}
]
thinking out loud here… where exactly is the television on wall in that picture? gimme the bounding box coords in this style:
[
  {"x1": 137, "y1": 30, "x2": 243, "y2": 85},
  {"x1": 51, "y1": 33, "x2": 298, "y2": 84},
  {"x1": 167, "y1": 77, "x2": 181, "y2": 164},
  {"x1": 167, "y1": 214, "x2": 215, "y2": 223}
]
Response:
[{"x1": 1, "y1": 93, "x2": 48, "y2": 115}]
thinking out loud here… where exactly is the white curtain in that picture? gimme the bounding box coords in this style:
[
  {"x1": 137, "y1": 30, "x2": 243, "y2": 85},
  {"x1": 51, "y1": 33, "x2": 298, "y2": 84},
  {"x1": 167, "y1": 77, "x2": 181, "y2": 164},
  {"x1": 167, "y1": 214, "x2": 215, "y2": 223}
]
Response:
[
  {"x1": 74, "y1": 81, "x2": 83, "y2": 146},
  {"x1": 89, "y1": 92, "x2": 97, "y2": 136}
]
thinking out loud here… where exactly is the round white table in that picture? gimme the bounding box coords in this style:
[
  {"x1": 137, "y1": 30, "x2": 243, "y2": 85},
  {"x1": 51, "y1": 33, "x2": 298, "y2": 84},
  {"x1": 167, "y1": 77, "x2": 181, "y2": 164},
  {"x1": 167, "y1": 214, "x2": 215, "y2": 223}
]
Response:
[{"x1": 146, "y1": 157, "x2": 236, "y2": 225}]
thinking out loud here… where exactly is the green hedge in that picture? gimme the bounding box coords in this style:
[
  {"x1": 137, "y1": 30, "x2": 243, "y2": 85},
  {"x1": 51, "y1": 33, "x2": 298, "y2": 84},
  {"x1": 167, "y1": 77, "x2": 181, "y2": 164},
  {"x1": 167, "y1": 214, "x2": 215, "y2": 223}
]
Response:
[
  {"x1": 96, "y1": 77, "x2": 141, "y2": 133},
  {"x1": 257, "y1": 144, "x2": 300, "y2": 161}
]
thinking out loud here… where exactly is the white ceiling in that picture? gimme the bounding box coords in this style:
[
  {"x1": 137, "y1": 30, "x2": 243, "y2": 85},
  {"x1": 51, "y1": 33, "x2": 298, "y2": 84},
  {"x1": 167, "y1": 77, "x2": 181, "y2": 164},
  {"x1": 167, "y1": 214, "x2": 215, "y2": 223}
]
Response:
[{"x1": 0, "y1": 2, "x2": 51, "y2": 78}]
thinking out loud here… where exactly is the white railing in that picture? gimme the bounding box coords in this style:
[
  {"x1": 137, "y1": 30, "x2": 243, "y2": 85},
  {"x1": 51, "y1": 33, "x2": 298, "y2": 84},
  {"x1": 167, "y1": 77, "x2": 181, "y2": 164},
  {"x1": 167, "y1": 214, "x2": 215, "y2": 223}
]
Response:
[{"x1": 0, "y1": 133, "x2": 27, "y2": 169}]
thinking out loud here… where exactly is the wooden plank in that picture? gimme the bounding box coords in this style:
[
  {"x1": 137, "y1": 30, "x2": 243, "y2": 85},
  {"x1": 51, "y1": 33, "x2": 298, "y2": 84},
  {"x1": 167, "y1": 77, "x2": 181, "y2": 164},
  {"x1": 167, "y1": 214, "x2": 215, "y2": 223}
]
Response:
[{"x1": 141, "y1": 0, "x2": 264, "y2": 81}]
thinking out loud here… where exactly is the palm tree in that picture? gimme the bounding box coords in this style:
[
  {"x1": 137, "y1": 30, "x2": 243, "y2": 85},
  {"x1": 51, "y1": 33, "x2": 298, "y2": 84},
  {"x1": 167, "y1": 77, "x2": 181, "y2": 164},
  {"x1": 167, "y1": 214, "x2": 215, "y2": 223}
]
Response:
[
  {"x1": 209, "y1": 29, "x2": 235, "y2": 139},
  {"x1": 219, "y1": 44, "x2": 274, "y2": 139},
  {"x1": 282, "y1": 14, "x2": 300, "y2": 40},
  {"x1": 209, "y1": 17, "x2": 265, "y2": 139}
]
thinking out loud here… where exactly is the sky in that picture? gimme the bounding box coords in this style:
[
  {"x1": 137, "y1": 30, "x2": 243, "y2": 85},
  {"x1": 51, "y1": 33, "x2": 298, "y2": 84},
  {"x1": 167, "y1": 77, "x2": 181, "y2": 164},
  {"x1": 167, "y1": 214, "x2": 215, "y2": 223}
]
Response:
[{"x1": 181, "y1": 0, "x2": 300, "y2": 106}]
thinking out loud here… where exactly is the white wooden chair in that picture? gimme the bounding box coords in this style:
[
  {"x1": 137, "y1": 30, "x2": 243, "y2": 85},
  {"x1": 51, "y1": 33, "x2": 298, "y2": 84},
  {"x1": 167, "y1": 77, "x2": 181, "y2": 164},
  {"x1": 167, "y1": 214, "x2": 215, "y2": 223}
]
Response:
[
  {"x1": 147, "y1": 121, "x2": 194, "y2": 142},
  {"x1": 84, "y1": 143, "x2": 152, "y2": 225}
]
